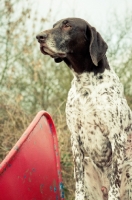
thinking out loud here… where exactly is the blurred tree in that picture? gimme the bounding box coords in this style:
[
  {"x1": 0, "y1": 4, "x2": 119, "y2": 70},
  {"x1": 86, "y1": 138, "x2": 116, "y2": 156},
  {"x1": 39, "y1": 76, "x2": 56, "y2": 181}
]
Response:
[
  {"x1": 105, "y1": 11, "x2": 132, "y2": 108},
  {"x1": 0, "y1": 0, "x2": 72, "y2": 114},
  {"x1": 0, "y1": 0, "x2": 30, "y2": 86}
]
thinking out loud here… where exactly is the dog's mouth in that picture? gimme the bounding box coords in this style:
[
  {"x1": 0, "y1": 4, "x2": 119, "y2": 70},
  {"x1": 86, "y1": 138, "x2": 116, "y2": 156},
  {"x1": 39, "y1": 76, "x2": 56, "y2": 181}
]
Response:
[{"x1": 39, "y1": 43, "x2": 66, "y2": 59}]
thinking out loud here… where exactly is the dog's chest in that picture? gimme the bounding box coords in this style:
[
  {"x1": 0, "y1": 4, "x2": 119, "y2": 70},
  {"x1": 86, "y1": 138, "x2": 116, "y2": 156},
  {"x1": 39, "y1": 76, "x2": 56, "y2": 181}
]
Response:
[
  {"x1": 66, "y1": 69, "x2": 130, "y2": 168},
  {"x1": 66, "y1": 72, "x2": 110, "y2": 163}
]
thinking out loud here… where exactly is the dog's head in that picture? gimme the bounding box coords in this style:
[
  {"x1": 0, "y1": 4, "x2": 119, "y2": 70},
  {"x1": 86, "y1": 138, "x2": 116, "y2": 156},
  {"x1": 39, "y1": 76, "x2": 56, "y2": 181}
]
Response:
[{"x1": 36, "y1": 18, "x2": 108, "y2": 69}]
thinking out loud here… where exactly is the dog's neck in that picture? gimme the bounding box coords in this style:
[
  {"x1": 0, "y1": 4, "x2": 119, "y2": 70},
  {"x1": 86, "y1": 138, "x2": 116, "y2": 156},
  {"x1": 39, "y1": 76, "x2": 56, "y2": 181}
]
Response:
[{"x1": 63, "y1": 53, "x2": 110, "y2": 75}]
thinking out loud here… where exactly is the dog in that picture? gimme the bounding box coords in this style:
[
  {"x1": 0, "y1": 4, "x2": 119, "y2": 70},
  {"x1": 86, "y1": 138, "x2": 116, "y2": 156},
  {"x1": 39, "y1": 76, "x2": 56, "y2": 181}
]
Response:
[{"x1": 36, "y1": 18, "x2": 132, "y2": 200}]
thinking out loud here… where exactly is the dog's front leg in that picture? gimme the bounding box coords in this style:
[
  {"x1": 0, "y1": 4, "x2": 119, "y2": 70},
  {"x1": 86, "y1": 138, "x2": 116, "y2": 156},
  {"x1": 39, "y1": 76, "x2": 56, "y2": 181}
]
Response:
[
  {"x1": 120, "y1": 132, "x2": 132, "y2": 200},
  {"x1": 71, "y1": 134, "x2": 85, "y2": 200},
  {"x1": 108, "y1": 134, "x2": 124, "y2": 200}
]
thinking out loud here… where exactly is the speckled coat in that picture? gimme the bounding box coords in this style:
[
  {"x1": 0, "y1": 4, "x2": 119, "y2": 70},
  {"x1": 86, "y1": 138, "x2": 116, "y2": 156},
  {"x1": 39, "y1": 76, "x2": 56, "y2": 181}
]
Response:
[{"x1": 66, "y1": 67, "x2": 132, "y2": 200}]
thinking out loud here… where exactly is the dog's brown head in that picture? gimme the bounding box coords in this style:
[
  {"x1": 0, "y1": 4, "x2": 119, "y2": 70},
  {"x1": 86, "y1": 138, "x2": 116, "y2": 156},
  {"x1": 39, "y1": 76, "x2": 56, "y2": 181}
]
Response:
[{"x1": 36, "y1": 18, "x2": 109, "y2": 73}]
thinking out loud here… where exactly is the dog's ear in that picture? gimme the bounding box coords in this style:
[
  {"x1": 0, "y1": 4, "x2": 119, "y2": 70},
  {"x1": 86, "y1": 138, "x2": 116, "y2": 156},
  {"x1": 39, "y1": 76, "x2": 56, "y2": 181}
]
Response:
[
  {"x1": 86, "y1": 24, "x2": 108, "y2": 66},
  {"x1": 54, "y1": 58, "x2": 63, "y2": 63}
]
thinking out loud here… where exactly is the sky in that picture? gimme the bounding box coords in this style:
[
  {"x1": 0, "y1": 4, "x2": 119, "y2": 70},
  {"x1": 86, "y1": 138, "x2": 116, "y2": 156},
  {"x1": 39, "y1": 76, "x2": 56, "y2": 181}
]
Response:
[{"x1": 31, "y1": 0, "x2": 132, "y2": 31}]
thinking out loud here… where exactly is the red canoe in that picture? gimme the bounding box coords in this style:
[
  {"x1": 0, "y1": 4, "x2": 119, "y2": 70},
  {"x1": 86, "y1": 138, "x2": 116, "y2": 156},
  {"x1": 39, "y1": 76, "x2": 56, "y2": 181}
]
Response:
[{"x1": 0, "y1": 111, "x2": 64, "y2": 200}]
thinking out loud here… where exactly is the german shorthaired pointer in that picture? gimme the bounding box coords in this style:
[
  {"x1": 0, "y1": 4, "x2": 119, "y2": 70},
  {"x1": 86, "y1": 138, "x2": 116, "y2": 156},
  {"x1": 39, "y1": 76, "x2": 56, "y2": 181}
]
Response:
[{"x1": 36, "y1": 18, "x2": 132, "y2": 200}]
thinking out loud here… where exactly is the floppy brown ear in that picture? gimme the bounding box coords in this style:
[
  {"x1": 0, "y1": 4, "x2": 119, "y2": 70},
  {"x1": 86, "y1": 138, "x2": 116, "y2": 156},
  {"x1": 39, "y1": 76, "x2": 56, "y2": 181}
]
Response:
[{"x1": 87, "y1": 25, "x2": 108, "y2": 66}]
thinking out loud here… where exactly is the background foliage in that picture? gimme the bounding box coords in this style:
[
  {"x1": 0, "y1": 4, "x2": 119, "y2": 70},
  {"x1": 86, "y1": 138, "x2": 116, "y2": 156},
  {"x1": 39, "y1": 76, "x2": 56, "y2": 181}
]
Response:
[{"x1": 0, "y1": 1, "x2": 132, "y2": 199}]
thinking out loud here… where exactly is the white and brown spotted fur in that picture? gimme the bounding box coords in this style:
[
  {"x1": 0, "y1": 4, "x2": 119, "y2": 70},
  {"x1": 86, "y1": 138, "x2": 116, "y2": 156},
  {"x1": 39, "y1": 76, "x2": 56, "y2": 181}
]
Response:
[{"x1": 36, "y1": 18, "x2": 132, "y2": 200}]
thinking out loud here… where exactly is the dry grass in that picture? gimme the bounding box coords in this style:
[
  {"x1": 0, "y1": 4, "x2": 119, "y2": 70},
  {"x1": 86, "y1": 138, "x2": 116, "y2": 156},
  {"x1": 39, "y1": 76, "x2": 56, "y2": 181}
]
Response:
[
  {"x1": 0, "y1": 92, "x2": 75, "y2": 199},
  {"x1": 0, "y1": 93, "x2": 31, "y2": 161},
  {"x1": 54, "y1": 111, "x2": 75, "y2": 200}
]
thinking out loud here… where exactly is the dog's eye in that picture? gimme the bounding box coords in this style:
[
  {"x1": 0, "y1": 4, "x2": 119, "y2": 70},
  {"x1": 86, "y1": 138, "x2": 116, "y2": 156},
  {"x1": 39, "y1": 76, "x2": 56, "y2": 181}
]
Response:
[
  {"x1": 65, "y1": 24, "x2": 70, "y2": 27},
  {"x1": 64, "y1": 23, "x2": 71, "y2": 29}
]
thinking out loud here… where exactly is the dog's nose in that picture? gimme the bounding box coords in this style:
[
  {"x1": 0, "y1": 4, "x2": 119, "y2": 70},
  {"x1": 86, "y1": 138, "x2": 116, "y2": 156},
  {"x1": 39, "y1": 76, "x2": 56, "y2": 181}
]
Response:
[{"x1": 36, "y1": 33, "x2": 47, "y2": 41}]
